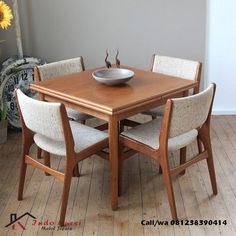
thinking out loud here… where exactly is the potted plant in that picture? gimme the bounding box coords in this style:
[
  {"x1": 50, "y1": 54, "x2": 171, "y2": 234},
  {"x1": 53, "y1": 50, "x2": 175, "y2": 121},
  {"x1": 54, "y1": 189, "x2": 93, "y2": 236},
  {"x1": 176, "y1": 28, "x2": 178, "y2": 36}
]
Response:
[
  {"x1": 0, "y1": 1, "x2": 13, "y2": 58},
  {"x1": 0, "y1": 1, "x2": 13, "y2": 143},
  {"x1": 0, "y1": 103, "x2": 7, "y2": 143}
]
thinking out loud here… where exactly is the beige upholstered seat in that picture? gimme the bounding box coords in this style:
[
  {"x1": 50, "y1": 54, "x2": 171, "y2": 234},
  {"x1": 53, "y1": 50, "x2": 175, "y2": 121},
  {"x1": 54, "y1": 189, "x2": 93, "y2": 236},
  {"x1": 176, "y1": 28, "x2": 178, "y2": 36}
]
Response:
[
  {"x1": 121, "y1": 119, "x2": 198, "y2": 151},
  {"x1": 16, "y1": 89, "x2": 109, "y2": 227},
  {"x1": 142, "y1": 106, "x2": 165, "y2": 117},
  {"x1": 36, "y1": 57, "x2": 92, "y2": 122},
  {"x1": 34, "y1": 121, "x2": 108, "y2": 156},
  {"x1": 142, "y1": 55, "x2": 201, "y2": 118},
  {"x1": 120, "y1": 84, "x2": 217, "y2": 220},
  {"x1": 65, "y1": 107, "x2": 91, "y2": 121}
]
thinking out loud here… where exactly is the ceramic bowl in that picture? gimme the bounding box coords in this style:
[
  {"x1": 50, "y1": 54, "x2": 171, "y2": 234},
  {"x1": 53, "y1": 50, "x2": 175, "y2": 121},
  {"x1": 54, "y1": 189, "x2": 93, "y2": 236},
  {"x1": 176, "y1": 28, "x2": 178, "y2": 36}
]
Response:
[{"x1": 92, "y1": 68, "x2": 134, "y2": 85}]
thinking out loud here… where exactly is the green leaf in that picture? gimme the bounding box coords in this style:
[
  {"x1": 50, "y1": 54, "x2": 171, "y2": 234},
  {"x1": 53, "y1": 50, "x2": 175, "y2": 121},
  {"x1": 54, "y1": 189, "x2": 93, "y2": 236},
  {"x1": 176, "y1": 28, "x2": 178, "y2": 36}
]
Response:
[{"x1": 0, "y1": 104, "x2": 8, "y2": 121}]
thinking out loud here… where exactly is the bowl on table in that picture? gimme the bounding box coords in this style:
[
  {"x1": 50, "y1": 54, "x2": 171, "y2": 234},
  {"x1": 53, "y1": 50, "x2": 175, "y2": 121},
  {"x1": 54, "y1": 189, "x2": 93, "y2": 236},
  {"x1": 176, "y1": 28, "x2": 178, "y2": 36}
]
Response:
[{"x1": 92, "y1": 68, "x2": 134, "y2": 85}]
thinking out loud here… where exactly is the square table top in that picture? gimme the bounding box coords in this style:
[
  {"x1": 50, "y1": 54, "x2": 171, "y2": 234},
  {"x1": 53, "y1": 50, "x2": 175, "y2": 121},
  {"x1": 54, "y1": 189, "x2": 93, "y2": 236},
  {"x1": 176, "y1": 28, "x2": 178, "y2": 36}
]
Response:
[{"x1": 30, "y1": 66, "x2": 198, "y2": 115}]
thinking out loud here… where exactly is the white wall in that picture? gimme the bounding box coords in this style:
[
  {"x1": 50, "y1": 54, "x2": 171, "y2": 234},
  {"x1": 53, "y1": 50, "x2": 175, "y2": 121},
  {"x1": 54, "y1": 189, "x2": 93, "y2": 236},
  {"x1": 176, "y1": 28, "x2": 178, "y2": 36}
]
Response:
[
  {"x1": 2, "y1": 0, "x2": 206, "y2": 71},
  {"x1": 3, "y1": 1, "x2": 236, "y2": 114},
  {"x1": 206, "y1": 0, "x2": 236, "y2": 114},
  {"x1": 8, "y1": 1, "x2": 234, "y2": 113}
]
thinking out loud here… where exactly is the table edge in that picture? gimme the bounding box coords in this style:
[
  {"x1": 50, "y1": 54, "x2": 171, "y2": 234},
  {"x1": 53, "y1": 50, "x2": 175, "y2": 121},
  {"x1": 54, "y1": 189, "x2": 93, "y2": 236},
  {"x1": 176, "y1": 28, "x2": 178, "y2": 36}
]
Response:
[{"x1": 30, "y1": 81, "x2": 197, "y2": 115}]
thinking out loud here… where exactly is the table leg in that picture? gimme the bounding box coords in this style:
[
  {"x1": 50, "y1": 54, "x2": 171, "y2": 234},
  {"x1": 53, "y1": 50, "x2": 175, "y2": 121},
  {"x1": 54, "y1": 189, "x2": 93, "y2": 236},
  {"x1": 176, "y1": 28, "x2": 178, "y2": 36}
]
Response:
[{"x1": 109, "y1": 116, "x2": 119, "y2": 210}]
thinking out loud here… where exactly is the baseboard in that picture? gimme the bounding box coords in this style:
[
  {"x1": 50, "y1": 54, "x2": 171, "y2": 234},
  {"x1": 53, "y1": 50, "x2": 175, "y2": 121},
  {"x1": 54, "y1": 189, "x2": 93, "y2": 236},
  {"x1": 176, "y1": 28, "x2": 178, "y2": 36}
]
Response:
[{"x1": 212, "y1": 109, "x2": 236, "y2": 115}]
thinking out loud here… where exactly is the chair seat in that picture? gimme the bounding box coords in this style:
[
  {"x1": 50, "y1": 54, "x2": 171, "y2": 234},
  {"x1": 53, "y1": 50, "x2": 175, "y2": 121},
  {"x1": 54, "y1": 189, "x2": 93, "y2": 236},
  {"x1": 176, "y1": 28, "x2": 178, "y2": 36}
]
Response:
[
  {"x1": 121, "y1": 119, "x2": 198, "y2": 151},
  {"x1": 142, "y1": 105, "x2": 165, "y2": 117},
  {"x1": 66, "y1": 107, "x2": 92, "y2": 121},
  {"x1": 34, "y1": 121, "x2": 108, "y2": 156}
]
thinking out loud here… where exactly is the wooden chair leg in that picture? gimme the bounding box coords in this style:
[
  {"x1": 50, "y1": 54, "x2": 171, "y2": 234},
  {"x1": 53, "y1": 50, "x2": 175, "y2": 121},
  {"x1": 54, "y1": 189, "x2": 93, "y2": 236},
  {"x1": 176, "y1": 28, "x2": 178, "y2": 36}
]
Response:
[
  {"x1": 180, "y1": 147, "x2": 187, "y2": 175},
  {"x1": 119, "y1": 120, "x2": 125, "y2": 133},
  {"x1": 37, "y1": 147, "x2": 42, "y2": 159},
  {"x1": 72, "y1": 164, "x2": 80, "y2": 177},
  {"x1": 159, "y1": 156, "x2": 177, "y2": 220},
  {"x1": 18, "y1": 156, "x2": 27, "y2": 200},
  {"x1": 201, "y1": 131, "x2": 217, "y2": 195},
  {"x1": 59, "y1": 167, "x2": 73, "y2": 226},
  {"x1": 197, "y1": 137, "x2": 203, "y2": 154},
  {"x1": 118, "y1": 144, "x2": 124, "y2": 196},
  {"x1": 158, "y1": 165, "x2": 162, "y2": 174},
  {"x1": 18, "y1": 136, "x2": 33, "y2": 200},
  {"x1": 206, "y1": 152, "x2": 217, "y2": 194},
  {"x1": 44, "y1": 151, "x2": 51, "y2": 176}
]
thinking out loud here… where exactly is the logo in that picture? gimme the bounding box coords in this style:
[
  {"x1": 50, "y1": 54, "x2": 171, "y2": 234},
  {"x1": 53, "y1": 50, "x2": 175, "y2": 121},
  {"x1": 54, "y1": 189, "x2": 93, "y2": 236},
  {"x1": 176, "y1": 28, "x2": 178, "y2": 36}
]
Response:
[{"x1": 5, "y1": 212, "x2": 36, "y2": 230}]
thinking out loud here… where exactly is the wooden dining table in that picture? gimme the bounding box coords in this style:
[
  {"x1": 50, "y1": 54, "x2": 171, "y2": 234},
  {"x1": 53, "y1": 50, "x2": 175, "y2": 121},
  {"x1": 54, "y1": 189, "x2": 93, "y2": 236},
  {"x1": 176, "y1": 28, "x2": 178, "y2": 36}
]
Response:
[{"x1": 30, "y1": 65, "x2": 198, "y2": 211}]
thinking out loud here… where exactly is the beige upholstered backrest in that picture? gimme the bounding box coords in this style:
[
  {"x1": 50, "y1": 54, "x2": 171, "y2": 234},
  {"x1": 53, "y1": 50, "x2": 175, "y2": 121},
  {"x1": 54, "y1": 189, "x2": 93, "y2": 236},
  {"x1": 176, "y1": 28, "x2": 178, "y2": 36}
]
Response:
[
  {"x1": 152, "y1": 55, "x2": 200, "y2": 81},
  {"x1": 16, "y1": 89, "x2": 65, "y2": 141},
  {"x1": 37, "y1": 57, "x2": 84, "y2": 81},
  {"x1": 168, "y1": 84, "x2": 215, "y2": 138}
]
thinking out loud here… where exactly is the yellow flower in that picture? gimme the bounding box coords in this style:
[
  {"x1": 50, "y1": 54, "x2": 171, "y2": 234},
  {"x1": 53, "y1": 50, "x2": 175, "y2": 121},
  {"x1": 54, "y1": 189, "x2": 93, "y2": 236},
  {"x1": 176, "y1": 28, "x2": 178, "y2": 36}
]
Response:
[{"x1": 0, "y1": 1, "x2": 13, "y2": 30}]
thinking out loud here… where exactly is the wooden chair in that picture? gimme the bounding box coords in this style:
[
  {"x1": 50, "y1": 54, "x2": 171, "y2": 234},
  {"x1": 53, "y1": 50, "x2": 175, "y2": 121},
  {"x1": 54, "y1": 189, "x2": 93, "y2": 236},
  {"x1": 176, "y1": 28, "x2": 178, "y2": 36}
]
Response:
[
  {"x1": 141, "y1": 54, "x2": 203, "y2": 155},
  {"x1": 122, "y1": 54, "x2": 202, "y2": 127},
  {"x1": 34, "y1": 57, "x2": 94, "y2": 159},
  {"x1": 119, "y1": 84, "x2": 217, "y2": 220},
  {"x1": 16, "y1": 89, "x2": 108, "y2": 226},
  {"x1": 142, "y1": 54, "x2": 202, "y2": 118},
  {"x1": 34, "y1": 57, "x2": 92, "y2": 123},
  {"x1": 122, "y1": 55, "x2": 203, "y2": 164}
]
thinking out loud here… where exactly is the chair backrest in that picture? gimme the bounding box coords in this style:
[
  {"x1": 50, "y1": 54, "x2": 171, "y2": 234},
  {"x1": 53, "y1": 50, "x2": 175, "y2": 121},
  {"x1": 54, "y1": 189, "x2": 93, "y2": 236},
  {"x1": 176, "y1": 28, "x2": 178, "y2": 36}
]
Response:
[
  {"x1": 36, "y1": 57, "x2": 85, "y2": 81},
  {"x1": 16, "y1": 89, "x2": 66, "y2": 142},
  {"x1": 167, "y1": 84, "x2": 215, "y2": 138},
  {"x1": 152, "y1": 55, "x2": 200, "y2": 81},
  {"x1": 152, "y1": 55, "x2": 201, "y2": 94}
]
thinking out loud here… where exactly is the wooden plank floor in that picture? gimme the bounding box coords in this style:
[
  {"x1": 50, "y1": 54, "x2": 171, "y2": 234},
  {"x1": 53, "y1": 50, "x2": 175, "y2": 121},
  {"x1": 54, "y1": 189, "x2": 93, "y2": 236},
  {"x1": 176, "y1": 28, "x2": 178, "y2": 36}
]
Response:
[{"x1": 0, "y1": 115, "x2": 236, "y2": 236}]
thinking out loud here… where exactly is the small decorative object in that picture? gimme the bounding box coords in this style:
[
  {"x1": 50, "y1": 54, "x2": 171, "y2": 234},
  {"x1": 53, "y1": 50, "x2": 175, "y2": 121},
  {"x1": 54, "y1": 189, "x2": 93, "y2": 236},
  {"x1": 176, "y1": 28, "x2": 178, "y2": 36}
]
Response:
[
  {"x1": 115, "y1": 49, "x2": 120, "y2": 68},
  {"x1": 104, "y1": 49, "x2": 121, "y2": 68},
  {"x1": 96, "y1": 50, "x2": 133, "y2": 85},
  {"x1": 92, "y1": 68, "x2": 134, "y2": 86},
  {"x1": 0, "y1": 103, "x2": 8, "y2": 144},
  {"x1": 105, "y1": 50, "x2": 112, "y2": 68}
]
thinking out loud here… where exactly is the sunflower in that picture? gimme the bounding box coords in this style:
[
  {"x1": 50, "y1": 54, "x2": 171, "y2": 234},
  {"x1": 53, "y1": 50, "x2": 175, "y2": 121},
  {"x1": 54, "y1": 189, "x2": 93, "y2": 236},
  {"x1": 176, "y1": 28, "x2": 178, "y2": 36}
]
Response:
[{"x1": 0, "y1": 1, "x2": 13, "y2": 30}]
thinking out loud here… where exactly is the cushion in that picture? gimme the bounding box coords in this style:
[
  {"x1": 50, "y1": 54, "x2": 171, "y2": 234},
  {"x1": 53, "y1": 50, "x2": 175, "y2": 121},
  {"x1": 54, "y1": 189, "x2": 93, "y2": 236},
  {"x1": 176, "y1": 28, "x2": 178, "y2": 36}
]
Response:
[
  {"x1": 17, "y1": 89, "x2": 64, "y2": 141},
  {"x1": 168, "y1": 84, "x2": 214, "y2": 138},
  {"x1": 121, "y1": 118, "x2": 198, "y2": 151},
  {"x1": 142, "y1": 106, "x2": 165, "y2": 117},
  {"x1": 66, "y1": 108, "x2": 92, "y2": 121},
  {"x1": 34, "y1": 121, "x2": 108, "y2": 156}
]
